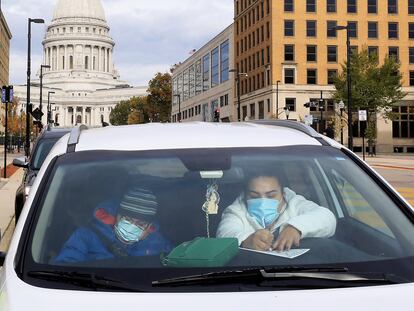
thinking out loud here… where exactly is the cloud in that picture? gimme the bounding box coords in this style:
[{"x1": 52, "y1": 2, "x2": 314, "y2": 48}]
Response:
[{"x1": 2, "y1": 0, "x2": 233, "y2": 86}]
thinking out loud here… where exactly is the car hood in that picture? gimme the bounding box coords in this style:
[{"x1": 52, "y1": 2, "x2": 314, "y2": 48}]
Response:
[{"x1": 1, "y1": 264, "x2": 413, "y2": 310}]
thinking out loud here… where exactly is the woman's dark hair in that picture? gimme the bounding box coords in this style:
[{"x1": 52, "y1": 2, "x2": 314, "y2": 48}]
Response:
[{"x1": 243, "y1": 169, "x2": 285, "y2": 197}]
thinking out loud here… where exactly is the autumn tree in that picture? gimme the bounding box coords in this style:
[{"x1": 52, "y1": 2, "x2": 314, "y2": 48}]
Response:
[
  {"x1": 147, "y1": 72, "x2": 172, "y2": 122},
  {"x1": 128, "y1": 96, "x2": 150, "y2": 125}
]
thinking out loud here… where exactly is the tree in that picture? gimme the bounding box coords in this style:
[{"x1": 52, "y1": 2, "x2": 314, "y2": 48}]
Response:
[
  {"x1": 110, "y1": 100, "x2": 133, "y2": 126},
  {"x1": 332, "y1": 48, "x2": 406, "y2": 152},
  {"x1": 147, "y1": 72, "x2": 172, "y2": 122},
  {"x1": 128, "y1": 96, "x2": 149, "y2": 125}
]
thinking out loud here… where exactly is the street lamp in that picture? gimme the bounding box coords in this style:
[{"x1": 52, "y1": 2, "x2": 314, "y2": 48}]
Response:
[
  {"x1": 333, "y1": 24, "x2": 353, "y2": 150},
  {"x1": 338, "y1": 100, "x2": 345, "y2": 145},
  {"x1": 229, "y1": 69, "x2": 248, "y2": 122},
  {"x1": 276, "y1": 80, "x2": 281, "y2": 119},
  {"x1": 173, "y1": 94, "x2": 181, "y2": 123},
  {"x1": 39, "y1": 65, "x2": 50, "y2": 119},
  {"x1": 47, "y1": 91, "x2": 55, "y2": 126},
  {"x1": 26, "y1": 17, "x2": 45, "y2": 157}
]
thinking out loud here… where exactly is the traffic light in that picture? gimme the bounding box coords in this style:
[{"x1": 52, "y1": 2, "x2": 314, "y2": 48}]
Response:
[
  {"x1": 1, "y1": 85, "x2": 13, "y2": 103},
  {"x1": 213, "y1": 108, "x2": 220, "y2": 122},
  {"x1": 33, "y1": 120, "x2": 43, "y2": 129}
]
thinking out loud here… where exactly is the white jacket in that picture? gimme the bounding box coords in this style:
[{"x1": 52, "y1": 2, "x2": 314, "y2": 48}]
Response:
[{"x1": 216, "y1": 187, "x2": 337, "y2": 245}]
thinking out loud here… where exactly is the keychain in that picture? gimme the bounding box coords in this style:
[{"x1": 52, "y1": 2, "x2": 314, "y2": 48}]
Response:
[{"x1": 202, "y1": 181, "x2": 220, "y2": 237}]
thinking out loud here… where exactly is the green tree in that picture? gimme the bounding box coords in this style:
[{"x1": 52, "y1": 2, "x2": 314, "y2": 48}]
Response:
[
  {"x1": 332, "y1": 48, "x2": 405, "y2": 151},
  {"x1": 109, "y1": 100, "x2": 133, "y2": 126},
  {"x1": 147, "y1": 72, "x2": 172, "y2": 122}
]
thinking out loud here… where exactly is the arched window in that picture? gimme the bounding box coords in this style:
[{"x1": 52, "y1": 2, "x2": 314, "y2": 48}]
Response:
[
  {"x1": 62, "y1": 56, "x2": 65, "y2": 70},
  {"x1": 93, "y1": 56, "x2": 96, "y2": 70},
  {"x1": 55, "y1": 114, "x2": 59, "y2": 125},
  {"x1": 69, "y1": 56, "x2": 74, "y2": 69},
  {"x1": 76, "y1": 115, "x2": 82, "y2": 124},
  {"x1": 101, "y1": 115, "x2": 104, "y2": 124},
  {"x1": 85, "y1": 56, "x2": 89, "y2": 70}
]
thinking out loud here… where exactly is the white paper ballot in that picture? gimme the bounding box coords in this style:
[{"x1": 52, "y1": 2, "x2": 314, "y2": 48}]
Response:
[{"x1": 240, "y1": 248, "x2": 310, "y2": 259}]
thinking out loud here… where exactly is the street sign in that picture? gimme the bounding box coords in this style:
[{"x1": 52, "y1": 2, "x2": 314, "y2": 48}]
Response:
[
  {"x1": 31, "y1": 108, "x2": 44, "y2": 121},
  {"x1": 1, "y1": 85, "x2": 13, "y2": 103},
  {"x1": 304, "y1": 115, "x2": 313, "y2": 126},
  {"x1": 359, "y1": 110, "x2": 367, "y2": 121},
  {"x1": 1, "y1": 87, "x2": 5, "y2": 103},
  {"x1": 338, "y1": 101, "x2": 345, "y2": 110}
]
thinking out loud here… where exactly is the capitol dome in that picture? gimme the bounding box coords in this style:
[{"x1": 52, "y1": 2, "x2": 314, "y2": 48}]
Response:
[{"x1": 52, "y1": 0, "x2": 106, "y2": 22}]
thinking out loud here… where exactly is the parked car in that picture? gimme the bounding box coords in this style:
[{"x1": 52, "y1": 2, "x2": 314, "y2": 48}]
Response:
[
  {"x1": 1, "y1": 121, "x2": 414, "y2": 310},
  {"x1": 12, "y1": 127, "x2": 71, "y2": 223}
]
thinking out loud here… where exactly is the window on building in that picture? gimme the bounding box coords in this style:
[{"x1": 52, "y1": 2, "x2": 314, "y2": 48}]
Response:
[
  {"x1": 327, "y1": 0, "x2": 336, "y2": 12},
  {"x1": 250, "y1": 103, "x2": 256, "y2": 119},
  {"x1": 388, "y1": 22, "x2": 399, "y2": 39},
  {"x1": 183, "y1": 69, "x2": 189, "y2": 101},
  {"x1": 285, "y1": 98, "x2": 296, "y2": 112},
  {"x1": 195, "y1": 60, "x2": 202, "y2": 95},
  {"x1": 258, "y1": 101, "x2": 265, "y2": 119},
  {"x1": 410, "y1": 48, "x2": 414, "y2": 64},
  {"x1": 388, "y1": 0, "x2": 398, "y2": 14},
  {"x1": 409, "y1": 23, "x2": 414, "y2": 39},
  {"x1": 284, "y1": 45, "x2": 295, "y2": 61},
  {"x1": 347, "y1": 0, "x2": 357, "y2": 13},
  {"x1": 327, "y1": 69, "x2": 338, "y2": 85},
  {"x1": 368, "y1": 46, "x2": 379, "y2": 57},
  {"x1": 393, "y1": 105, "x2": 414, "y2": 138},
  {"x1": 410, "y1": 0, "x2": 414, "y2": 14},
  {"x1": 388, "y1": 47, "x2": 399, "y2": 61},
  {"x1": 220, "y1": 40, "x2": 229, "y2": 83},
  {"x1": 284, "y1": 20, "x2": 295, "y2": 36},
  {"x1": 327, "y1": 21, "x2": 337, "y2": 38},
  {"x1": 307, "y1": 20, "x2": 317, "y2": 37},
  {"x1": 306, "y1": 0, "x2": 316, "y2": 12},
  {"x1": 284, "y1": 0, "x2": 294, "y2": 12},
  {"x1": 348, "y1": 21, "x2": 358, "y2": 38},
  {"x1": 368, "y1": 0, "x2": 377, "y2": 13},
  {"x1": 267, "y1": 22, "x2": 270, "y2": 39},
  {"x1": 189, "y1": 65, "x2": 195, "y2": 98},
  {"x1": 307, "y1": 45, "x2": 317, "y2": 62},
  {"x1": 203, "y1": 54, "x2": 210, "y2": 91},
  {"x1": 368, "y1": 22, "x2": 378, "y2": 38},
  {"x1": 327, "y1": 46, "x2": 338, "y2": 62},
  {"x1": 307, "y1": 69, "x2": 317, "y2": 84},
  {"x1": 69, "y1": 55, "x2": 73, "y2": 69},
  {"x1": 284, "y1": 68, "x2": 295, "y2": 84},
  {"x1": 350, "y1": 45, "x2": 358, "y2": 56},
  {"x1": 411, "y1": 71, "x2": 414, "y2": 86},
  {"x1": 211, "y1": 48, "x2": 219, "y2": 87}
]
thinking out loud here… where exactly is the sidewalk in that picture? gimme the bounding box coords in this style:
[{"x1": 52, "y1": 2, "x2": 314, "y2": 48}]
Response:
[
  {"x1": 0, "y1": 168, "x2": 23, "y2": 252},
  {"x1": 356, "y1": 154, "x2": 414, "y2": 170}
]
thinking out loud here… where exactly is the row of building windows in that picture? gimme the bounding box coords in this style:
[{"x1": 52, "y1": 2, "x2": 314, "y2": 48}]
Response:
[
  {"x1": 237, "y1": 46, "x2": 270, "y2": 74},
  {"x1": 284, "y1": 0, "x2": 414, "y2": 15},
  {"x1": 50, "y1": 26, "x2": 107, "y2": 35},
  {"x1": 236, "y1": 0, "x2": 270, "y2": 17},
  {"x1": 171, "y1": 94, "x2": 229, "y2": 122},
  {"x1": 236, "y1": 0, "x2": 270, "y2": 35},
  {"x1": 172, "y1": 40, "x2": 229, "y2": 105},
  {"x1": 284, "y1": 20, "x2": 414, "y2": 40},
  {"x1": 237, "y1": 22, "x2": 270, "y2": 56},
  {"x1": 284, "y1": 45, "x2": 413, "y2": 64}
]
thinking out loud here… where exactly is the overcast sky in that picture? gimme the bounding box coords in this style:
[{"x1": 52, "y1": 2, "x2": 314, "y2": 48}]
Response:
[{"x1": 1, "y1": 0, "x2": 233, "y2": 87}]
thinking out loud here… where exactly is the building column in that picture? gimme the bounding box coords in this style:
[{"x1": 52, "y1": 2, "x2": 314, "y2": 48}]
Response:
[
  {"x1": 56, "y1": 45, "x2": 60, "y2": 71},
  {"x1": 108, "y1": 48, "x2": 112, "y2": 73},
  {"x1": 63, "y1": 107, "x2": 67, "y2": 127}
]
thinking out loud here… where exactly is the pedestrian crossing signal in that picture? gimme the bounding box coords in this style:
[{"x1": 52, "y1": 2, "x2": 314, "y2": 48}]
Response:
[{"x1": 1, "y1": 85, "x2": 14, "y2": 103}]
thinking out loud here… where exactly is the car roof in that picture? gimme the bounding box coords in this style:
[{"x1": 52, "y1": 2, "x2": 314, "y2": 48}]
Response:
[
  {"x1": 41, "y1": 128, "x2": 72, "y2": 139},
  {"x1": 48, "y1": 122, "x2": 339, "y2": 156}
]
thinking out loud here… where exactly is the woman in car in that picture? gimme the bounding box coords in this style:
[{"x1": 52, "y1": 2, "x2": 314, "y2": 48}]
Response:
[{"x1": 216, "y1": 172, "x2": 337, "y2": 252}]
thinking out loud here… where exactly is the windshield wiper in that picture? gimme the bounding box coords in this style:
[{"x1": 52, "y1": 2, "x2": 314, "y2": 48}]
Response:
[
  {"x1": 152, "y1": 266, "x2": 398, "y2": 287},
  {"x1": 28, "y1": 270, "x2": 147, "y2": 292}
]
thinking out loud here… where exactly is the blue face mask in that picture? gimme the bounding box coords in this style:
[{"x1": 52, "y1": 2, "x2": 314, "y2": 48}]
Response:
[
  {"x1": 114, "y1": 218, "x2": 145, "y2": 244},
  {"x1": 247, "y1": 198, "x2": 280, "y2": 228}
]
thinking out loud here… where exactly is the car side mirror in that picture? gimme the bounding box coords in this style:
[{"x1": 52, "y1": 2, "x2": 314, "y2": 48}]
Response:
[{"x1": 13, "y1": 156, "x2": 29, "y2": 169}]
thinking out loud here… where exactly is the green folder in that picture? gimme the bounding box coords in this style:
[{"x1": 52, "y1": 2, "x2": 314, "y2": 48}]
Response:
[{"x1": 162, "y1": 237, "x2": 239, "y2": 267}]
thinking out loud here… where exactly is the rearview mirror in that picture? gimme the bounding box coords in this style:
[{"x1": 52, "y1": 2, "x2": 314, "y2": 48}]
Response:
[{"x1": 13, "y1": 156, "x2": 29, "y2": 169}]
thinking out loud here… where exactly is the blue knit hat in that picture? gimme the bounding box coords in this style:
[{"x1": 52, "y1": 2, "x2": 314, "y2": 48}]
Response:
[{"x1": 118, "y1": 188, "x2": 158, "y2": 221}]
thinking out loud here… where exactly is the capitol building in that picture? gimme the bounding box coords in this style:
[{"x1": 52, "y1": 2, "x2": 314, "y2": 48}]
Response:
[{"x1": 14, "y1": 0, "x2": 147, "y2": 127}]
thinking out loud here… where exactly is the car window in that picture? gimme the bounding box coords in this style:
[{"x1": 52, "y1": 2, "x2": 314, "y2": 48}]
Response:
[
  {"x1": 330, "y1": 169, "x2": 394, "y2": 237},
  {"x1": 22, "y1": 146, "x2": 414, "y2": 291},
  {"x1": 32, "y1": 138, "x2": 60, "y2": 170}
]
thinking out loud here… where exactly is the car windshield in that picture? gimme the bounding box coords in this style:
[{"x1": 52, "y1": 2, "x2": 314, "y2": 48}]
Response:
[
  {"x1": 31, "y1": 138, "x2": 60, "y2": 170},
  {"x1": 22, "y1": 146, "x2": 414, "y2": 291}
]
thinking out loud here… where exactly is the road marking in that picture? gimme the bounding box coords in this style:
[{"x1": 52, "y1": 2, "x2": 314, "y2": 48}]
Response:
[{"x1": 371, "y1": 164, "x2": 414, "y2": 171}]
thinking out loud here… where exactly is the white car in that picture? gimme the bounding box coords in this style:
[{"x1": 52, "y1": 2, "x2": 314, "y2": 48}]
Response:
[{"x1": 1, "y1": 121, "x2": 413, "y2": 310}]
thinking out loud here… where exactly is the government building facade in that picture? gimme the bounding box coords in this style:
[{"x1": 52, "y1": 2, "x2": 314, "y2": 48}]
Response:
[{"x1": 14, "y1": 0, "x2": 146, "y2": 127}]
